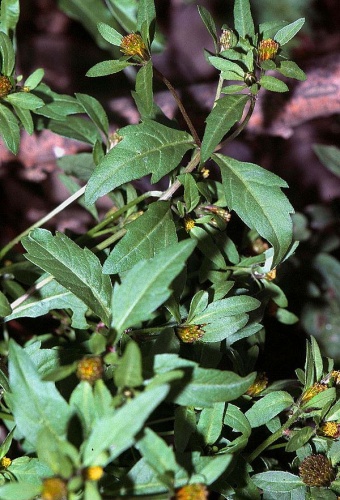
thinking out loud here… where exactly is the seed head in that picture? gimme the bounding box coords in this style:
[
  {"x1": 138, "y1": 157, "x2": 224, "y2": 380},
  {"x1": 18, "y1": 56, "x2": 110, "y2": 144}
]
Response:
[
  {"x1": 299, "y1": 454, "x2": 335, "y2": 487},
  {"x1": 258, "y1": 39, "x2": 279, "y2": 63},
  {"x1": 41, "y1": 477, "x2": 67, "y2": 500},
  {"x1": 0, "y1": 75, "x2": 12, "y2": 97},
  {"x1": 76, "y1": 356, "x2": 103, "y2": 384},
  {"x1": 246, "y1": 372, "x2": 268, "y2": 396},
  {"x1": 176, "y1": 324, "x2": 204, "y2": 343},
  {"x1": 120, "y1": 33, "x2": 149, "y2": 61},
  {"x1": 175, "y1": 483, "x2": 208, "y2": 500}
]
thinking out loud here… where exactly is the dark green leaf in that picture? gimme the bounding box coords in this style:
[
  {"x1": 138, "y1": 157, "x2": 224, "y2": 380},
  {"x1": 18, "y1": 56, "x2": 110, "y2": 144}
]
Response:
[
  {"x1": 285, "y1": 426, "x2": 315, "y2": 452},
  {"x1": 36, "y1": 428, "x2": 79, "y2": 477},
  {"x1": 5, "y1": 340, "x2": 72, "y2": 448},
  {"x1": 174, "y1": 406, "x2": 196, "y2": 452},
  {"x1": 86, "y1": 59, "x2": 131, "y2": 77},
  {"x1": 82, "y1": 384, "x2": 169, "y2": 465},
  {"x1": 24, "y1": 68, "x2": 45, "y2": 90},
  {"x1": 114, "y1": 340, "x2": 143, "y2": 388},
  {"x1": 190, "y1": 225, "x2": 227, "y2": 269},
  {"x1": 193, "y1": 454, "x2": 234, "y2": 485},
  {"x1": 47, "y1": 116, "x2": 101, "y2": 145},
  {"x1": 208, "y1": 55, "x2": 244, "y2": 78},
  {"x1": 0, "y1": 103, "x2": 20, "y2": 153},
  {"x1": 132, "y1": 60, "x2": 160, "y2": 120},
  {"x1": 313, "y1": 144, "x2": 340, "y2": 177},
  {"x1": 245, "y1": 391, "x2": 294, "y2": 427},
  {"x1": 260, "y1": 75, "x2": 289, "y2": 93},
  {"x1": 103, "y1": 201, "x2": 177, "y2": 274},
  {"x1": 276, "y1": 61, "x2": 306, "y2": 81},
  {"x1": 5, "y1": 92, "x2": 45, "y2": 110},
  {"x1": 197, "y1": 6, "x2": 218, "y2": 53},
  {"x1": 0, "y1": 31, "x2": 15, "y2": 75},
  {"x1": 214, "y1": 154, "x2": 294, "y2": 267},
  {"x1": 85, "y1": 120, "x2": 194, "y2": 205},
  {"x1": 201, "y1": 95, "x2": 249, "y2": 162},
  {"x1": 0, "y1": 0, "x2": 20, "y2": 34},
  {"x1": 136, "y1": 0, "x2": 156, "y2": 44},
  {"x1": 274, "y1": 18, "x2": 305, "y2": 46},
  {"x1": 97, "y1": 21, "x2": 123, "y2": 46},
  {"x1": 34, "y1": 83, "x2": 84, "y2": 119},
  {"x1": 12, "y1": 105, "x2": 34, "y2": 134},
  {"x1": 0, "y1": 290, "x2": 11, "y2": 317},
  {"x1": 177, "y1": 173, "x2": 200, "y2": 212},
  {"x1": 233, "y1": 0, "x2": 255, "y2": 39},
  {"x1": 192, "y1": 295, "x2": 260, "y2": 323},
  {"x1": 22, "y1": 228, "x2": 112, "y2": 325},
  {"x1": 197, "y1": 402, "x2": 225, "y2": 445},
  {"x1": 0, "y1": 428, "x2": 14, "y2": 457},
  {"x1": 111, "y1": 240, "x2": 196, "y2": 333},
  {"x1": 252, "y1": 471, "x2": 304, "y2": 492},
  {"x1": 57, "y1": 153, "x2": 96, "y2": 182},
  {"x1": 75, "y1": 93, "x2": 109, "y2": 136}
]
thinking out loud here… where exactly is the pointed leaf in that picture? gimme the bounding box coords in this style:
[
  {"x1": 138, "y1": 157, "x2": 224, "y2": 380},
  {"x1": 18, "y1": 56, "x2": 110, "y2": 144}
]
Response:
[
  {"x1": 276, "y1": 61, "x2": 306, "y2": 81},
  {"x1": 103, "y1": 201, "x2": 177, "y2": 274},
  {"x1": 114, "y1": 340, "x2": 143, "y2": 388},
  {"x1": 82, "y1": 384, "x2": 169, "y2": 465},
  {"x1": 197, "y1": 402, "x2": 225, "y2": 445},
  {"x1": 133, "y1": 60, "x2": 160, "y2": 120},
  {"x1": 12, "y1": 105, "x2": 34, "y2": 134},
  {"x1": 85, "y1": 120, "x2": 194, "y2": 205},
  {"x1": 252, "y1": 472, "x2": 304, "y2": 492},
  {"x1": 233, "y1": 0, "x2": 255, "y2": 39},
  {"x1": 111, "y1": 240, "x2": 196, "y2": 333},
  {"x1": 0, "y1": 290, "x2": 11, "y2": 317},
  {"x1": 5, "y1": 92, "x2": 44, "y2": 110},
  {"x1": 22, "y1": 228, "x2": 112, "y2": 325},
  {"x1": 0, "y1": 483, "x2": 42, "y2": 500},
  {"x1": 260, "y1": 75, "x2": 289, "y2": 93},
  {"x1": 86, "y1": 59, "x2": 131, "y2": 77},
  {"x1": 0, "y1": 102, "x2": 20, "y2": 153},
  {"x1": 136, "y1": 427, "x2": 179, "y2": 478},
  {"x1": 24, "y1": 68, "x2": 45, "y2": 90},
  {"x1": 201, "y1": 95, "x2": 249, "y2": 162},
  {"x1": 5, "y1": 340, "x2": 72, "y2": 447},
  {"x1": 75, "y1": 92, "x2": 109, "y2": 135},
  {"x1": 0, "y1": 31, "x2": 15, "y2": 75},
  {"x1": 245, "y1": 391, "x2": 294, "y2": 428},
  {"x1": 97, "y1": 21, "x2": 123, "y2": 46},
  {"x1": 274, "y1": 18, "x2": 305, "y2": 46},
  {"x1": 136, "y1": 0, "x2": 156, "y2": 44},
  {"x1": 214, "y1": 154, "x2": 294, "y2": 267},
  {"x1": 197, "y1": 6, "x2": 218, "y2": 52},
  {"x1": 0, "y1": 0, "x2": 20, "y2": 34}
]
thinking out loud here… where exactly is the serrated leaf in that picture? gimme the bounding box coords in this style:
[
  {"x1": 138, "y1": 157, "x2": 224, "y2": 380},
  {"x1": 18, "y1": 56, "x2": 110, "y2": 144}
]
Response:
[
  {"x1": 313, "y1": 144, "x2": 340, "y2": 177},
  {"x1": 21, "y1": 228, "x2": 112, "y2": 325},
  {"x1": 0, "y1": 31, "x2": 15, "y2": 75},
  {"x1": 85, "y1": 120, "x2": 194, "y2": 205},
  {"x1": 252, "y1": 471, "x2": 304, "y2": 492},
  {"x1": 197, "y1": 402, "x2": 225, "y2": 445},
  {"x1": 5, "y1": 92, "x2": 45, "y2": 110},
  {"x1": 245, "y1": 391, "x2": 294, "y2": 428},
  {"x1": 274, "y1": 18, "x2": 305, "y2": 46},
  {"x1": 214, "y1": 154, "x2": 294, "y2": 267},
  {"x1": 97, "y1": 21, "x2": 123, "y2": 46},
  {"x1": 5, "y1": 340, "x2": 72, "y2": 448},
  {"x1": 260, "y1": 75, "x2": 289, "y2": 92},
  {"x1": 24, "y1": 68, "x2": 45, "y2": 90},
  {"x1": 75, "y1": 92, "x2": 109, "y2": 136},
  {"x1": 103, "y1": 201, "x2": 177, "y2": 274},
  {"x1": 82, "y1": 384, "x2": 169, "y2": 465},
  {"x1": 0, "y1": 103, "x2": 19, "y2": 153},
  {"x1": 46, "y1": 116, "x2": 101, "y2": 145},
  {"x1": 0, "y1": 0, "x2": 20, "y2": 35},
  {"x1": 201, "y1": 95, "x2": 249, "y2": 162},
  {"x1": 5, "y1": 276, "x2": 89, "y2": 329},
  {"x1": 276, "y1": 61, "x2": 306, "y2": 81},
  {"x1": 111, "y1": 240, "x2": 196, "y2": 333},
  {"x1": 197, "y1": 6, "x2": 218, "y2": 52},
  {"x1": 86, "y1": 59, "x2": 131, "y2": 77},
  {"x1": 233, "y1": 0, "x2": 255, "y2": 39}
]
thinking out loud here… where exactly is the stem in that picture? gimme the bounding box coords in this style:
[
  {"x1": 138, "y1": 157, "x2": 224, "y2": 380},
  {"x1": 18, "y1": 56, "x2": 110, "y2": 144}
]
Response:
[
  {"x1": 153, "y1": 66, "x2": 201, "y2": 147},
  {"x1": 0, "y1": 185, "x2": 86, "y2": 261},
  {"x1": 10, "y1": 275, "x2": 54, "y2": 310},
  {"x1": 247, "y1": 409, "x2": 301, "y2": 463},
  {"x1": 159, "y1": 150, "x2": 201, "y2": 201},
  {"x1": 213, "y1": 74, "x2": 225, "y2": 107},
  {"x1": 91, "y1": 228, "x2": 127, "y2": 253},
  {"x1": 0, "y1": 411, "x2": 14, "y2": 421}
]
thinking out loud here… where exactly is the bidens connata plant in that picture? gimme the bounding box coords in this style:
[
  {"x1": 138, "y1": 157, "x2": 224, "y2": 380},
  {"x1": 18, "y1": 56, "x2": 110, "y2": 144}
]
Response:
[{"x1": 1, "y1": 0, "x2": 339, "y2": 499}]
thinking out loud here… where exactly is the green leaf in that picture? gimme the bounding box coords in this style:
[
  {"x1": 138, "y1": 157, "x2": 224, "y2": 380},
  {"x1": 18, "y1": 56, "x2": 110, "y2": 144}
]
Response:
[
  {"x1": 0, "y1": 483, "x2": 42, "y2": 500},
  {"x1": 197, "y1": 402, "x2": 225, "y2": 445},
  {"x1": 260, "y1": 75, "x2": 289, "y2": 93},
  {"x1": 233, "y1": 0, "x2": 255, "y2": 39},
  {"x1": 201, "y1": 95, "x2": 249, "y2": 162},
  {"x1": 177, "y1": 173, "x2": 200, "y2": 212},
  {"x1": 57, "y1": 153, "x2": 95, "y2": 182},
  {"x1": 75, "y1": 93, "x2": 109, "y2": 136},
  {"x1": 208, "y1": 55, "x2": 244, "y2": 78},
  {"x1": 252, "y1": 471, "x2": 304, "y2": 492},
  {"x1": 214, "y1": 154, "x2": 294, "y2": 267},
  {"x1": 111, "y1": 240, "x2": 196, "y2": 333},
  {"x1": 190, "y1": 226, "x2": 227, "y2": 269},
  {"x1": 132, "y1": 60, "x2": 160, "y2": 120},
  {"x1": 5, "y1": 340, "x2": 72, "y2": 448},
  {"x1": 85, "y1": 120, "x2": 194, "y2": 205},
  {"x1": 97, "y1": 21, "x2": 123, "y2": 46},
  {"x1": 285, "y1": 426, "x2": 315, "y2": 452},
  {"x1": 114, "y1": 340, "x2": 143, "y2": 388},
  {"x1": 136, "y1": 0, "x2": 156, "y2": 44},
  {"x1": 5, "y1": 276, "x2": 89, "y2": 329},
  {"x1": 103, "y1": 201, "x2": 177, "y2": 274},
  {"x1": 274, "y1": 18, "x2": 305, "y2": 46},
  {"x1": 24, "y1": 68, "x2": 45, "y2": 90},
  {"x1": 34, "y1": 83, "x2": 84, "y2": 119},
  {"x1": 82, "y1": 384, "x2": 169, "y2": 466},
  {"x1": 194, "y1": 454, "x2": 234, "y2": 485},
  {"x1": 36, "y1": 428, "x2": 79, "y2": 477},
  {"x1": 276, "y1": 61, "x2": 306, "y2": 81},
  {"x1": 245, "y1": 391, "x2": 294, "y2": 428},
  {"x1": 70, "y1": 381, "x2": 97, "y2": 438},
  {"x1": 12, "y1": 105, "x2": 33, "y2": 134},
  {"x1": 5, "y1": 91, "x2": 45, "y2": 110},
  {"x1": 313, "y1": 144, "x2": 340, "y2": 177},
  {"x1": 0, "y1": 428, "x2": 15, "y2": 457},
  {"x1": 0, "y1": 290, "x2": 11, "y2": 317},
  {"x1": 192, "y1": 295, "x2": 260, "y2": 324},
  {"x1": 86, "y1": 59, "x2": 131, "y2": 77},
  {"x1": 0, "y1": 31, "x2": 15, "y2": 75},
  {"x1": 225, "y1": 403, "x2": 251, "y2": 435},
  {"x1": 197, "y1": 6, "x2": 218, "y2": 53},
  {"x1": 46, "y1": 116, "x2": 101, "y2": 145},
  {"x1": 21, "y1": 228, "x2": 112, "y2": 326},
  {"x1": 0, "y1": 102, "x2": 20, "y2": 153},
  {"x1": 174, "y1": 406, "x2": 196, "y2": 452},
  {"x1": 0, "y1": 0, "x2": 20, "y2": 34}
]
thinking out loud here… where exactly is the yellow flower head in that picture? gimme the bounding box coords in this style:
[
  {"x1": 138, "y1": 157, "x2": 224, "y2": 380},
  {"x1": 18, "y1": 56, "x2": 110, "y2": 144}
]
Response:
[
  {"x1": 0, "y1": 456, "x2": 12, "y2": 468},
  {"x1": 300, "y1": 382, "x2": 328, "y2": 406},
  {"x1": 319, "y1": 421, "x2": 340, "y2": 439},
  {"x1": 84, "y1": 466, "x2": 104, "y2": 481},
  {"x1": 176, "y1": 324, "x2": 204, "y2": 343},
  {"x1": 183, "y1": 216, "x2": 195, "y2": 232},
  {"x1": 41, "y1": 477, "x2": 67, "y2": 500},
  {"x1": 0, "y1": 75, "x2": 12, "y2": 97},
  {"x1": 265, "y1": 268, "x2": 277, "y2": 281},
  {"x1": 120, "y1": 33, "x2": 149, "y2": 60},
  {"x1": 246, "y1": 372, "x2": 268, "y2": 397},
  {"x1": 299, "y1": 454, "x2": 335, "y2": 487},
  {"x1": 76, "y1": 356, "x2": 103, "y2": 384},
  {"x1": 175, "y1": 483, "x2": 208, "y2": 500},
  {"x1": 258, "y1": 39, "x2": 279, "y2": 63}
]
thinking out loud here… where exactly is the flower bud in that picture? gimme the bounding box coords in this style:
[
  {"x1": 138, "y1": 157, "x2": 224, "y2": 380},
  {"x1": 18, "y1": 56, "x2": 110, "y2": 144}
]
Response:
[
  {"x1": 41, "y1": 477, "x2": 68, "y2": 500},
  {"x1": 300, "y1": 382, "x2": 328, "y2": 406},
  {"x1": 84, "y1": 466, "x2": 104, "y2": 481},
  {"x1": 318, "y1": 421, "x2": 340, "y2": 439},
  {"x1": 183, "y1": 216, "x2": 195, "y2": 232},
  {"x1": 175, "y1": 483, "x2": 208, "y2": 500},
  {"x1": 76, "y1": 356, "x2": 103, "y2": 384},
  {"x1": 299, "y1": 454, "x2": 335, "y2": 487},
  {"x1": 120, "y1": 33, "x2": 150, "y2": 61},
  {"x1": 258, "y1": 39, "x2": 279, "y2": 63},
  {"x1": 0, "y1": 75, "x2": 12, "y2": 97},
  {"x1": 246, "y1": 372, "x2": 268, "y2": 396},
  {"x1": 0, "y1": 456, "x2": 12, "y2": 468},
  {"x1": 176, "y1": 324, "x2": 204, "y2": 343},
  {"x1": 244, "y1": 72, "x2": 257, "y2": 87},
  {"x1": 219, "y1": 28, "x2": 237, "y2": 51}
]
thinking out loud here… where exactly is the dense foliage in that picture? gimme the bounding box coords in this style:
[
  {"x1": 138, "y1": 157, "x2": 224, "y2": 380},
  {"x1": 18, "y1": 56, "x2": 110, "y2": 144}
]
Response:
[{"x1": 0, "y1": 0, "x2": 340, "y2": 499}]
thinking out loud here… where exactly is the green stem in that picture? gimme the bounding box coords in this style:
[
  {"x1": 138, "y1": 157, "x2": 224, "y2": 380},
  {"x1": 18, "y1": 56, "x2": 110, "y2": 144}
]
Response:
[
  {"x1": 91, "y1": 228, "x2": 127, "y2": 253},
  {"x1": 213, "y1": 74, "x2": 225, "y2": 107},
  {"x1": 153, "y1": 66, "x2": 201, "y2": 147},
  {"x1": 0, "y1": 185, "x2": 86, "y2": 261},
  {"x1": 247, "y1": 409, "x2": 301, "y2": 463}
]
